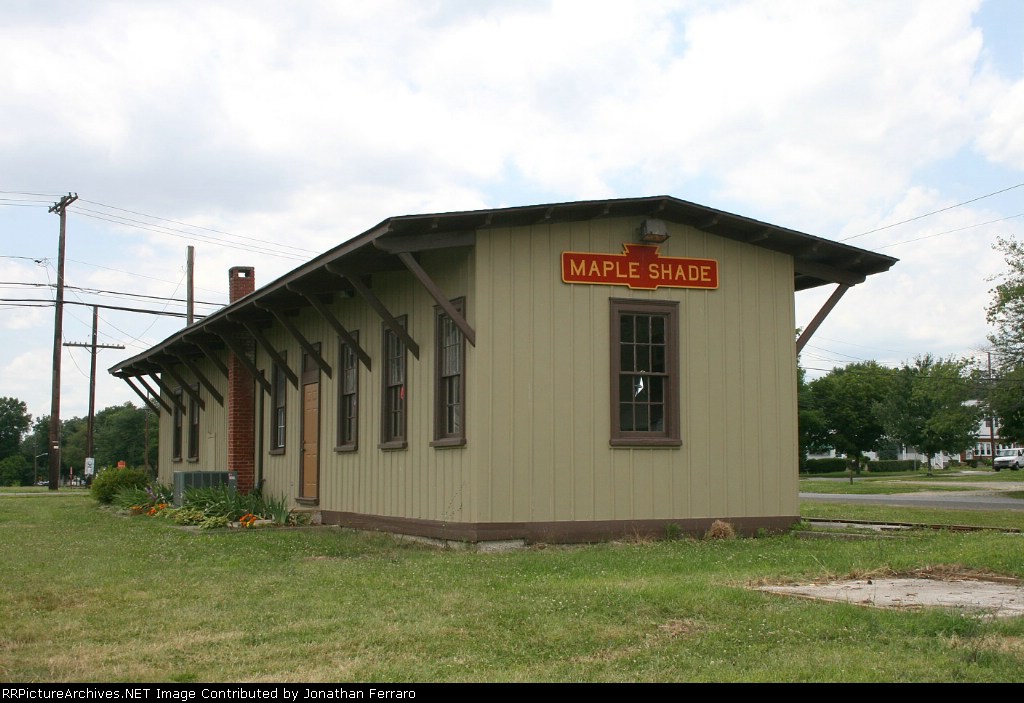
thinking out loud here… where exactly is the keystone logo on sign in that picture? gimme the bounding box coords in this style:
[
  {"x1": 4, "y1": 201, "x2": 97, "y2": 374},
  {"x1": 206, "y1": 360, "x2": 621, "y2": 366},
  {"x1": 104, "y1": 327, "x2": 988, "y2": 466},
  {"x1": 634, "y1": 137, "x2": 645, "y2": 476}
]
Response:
[{"x1": 561, "y1": 244, "x2": 719, "y2": 290}]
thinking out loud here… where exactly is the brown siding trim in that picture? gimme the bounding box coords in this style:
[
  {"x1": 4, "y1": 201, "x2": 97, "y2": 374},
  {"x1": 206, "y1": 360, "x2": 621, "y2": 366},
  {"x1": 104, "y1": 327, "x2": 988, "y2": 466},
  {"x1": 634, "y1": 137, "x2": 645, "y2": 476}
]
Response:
[{"x1": 320, "y1": 511, "x2": 799, "y2": 543}]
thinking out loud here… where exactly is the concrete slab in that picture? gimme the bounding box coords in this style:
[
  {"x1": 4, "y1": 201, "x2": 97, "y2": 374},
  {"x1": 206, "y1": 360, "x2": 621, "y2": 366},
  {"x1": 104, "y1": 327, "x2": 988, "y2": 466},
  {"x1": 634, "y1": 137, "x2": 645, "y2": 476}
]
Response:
[{"x1": 758, "y1": 576, "x2": 1024, "y2": 619}]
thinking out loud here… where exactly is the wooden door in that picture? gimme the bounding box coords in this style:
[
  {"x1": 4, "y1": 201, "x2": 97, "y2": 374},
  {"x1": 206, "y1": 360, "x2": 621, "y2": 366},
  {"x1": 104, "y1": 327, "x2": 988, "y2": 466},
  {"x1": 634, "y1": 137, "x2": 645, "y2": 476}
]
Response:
[{"x1": 301, "y1": 381, "x2": 319, "y2": 499}]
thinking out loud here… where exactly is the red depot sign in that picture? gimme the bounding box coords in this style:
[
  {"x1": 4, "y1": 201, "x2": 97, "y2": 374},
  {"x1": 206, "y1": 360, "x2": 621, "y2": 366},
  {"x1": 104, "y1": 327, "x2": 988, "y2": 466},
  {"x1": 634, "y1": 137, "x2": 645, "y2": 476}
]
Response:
[{"x1": 561, "y1": 244, "x2": 718, "y2": 291}]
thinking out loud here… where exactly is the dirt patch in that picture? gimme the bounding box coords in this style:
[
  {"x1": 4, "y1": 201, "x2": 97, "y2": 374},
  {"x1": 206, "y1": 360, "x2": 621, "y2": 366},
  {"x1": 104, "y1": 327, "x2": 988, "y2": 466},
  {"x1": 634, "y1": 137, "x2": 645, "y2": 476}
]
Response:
[{"x1": 757, "y1": 568, "x2": 1024, "y2": 619}]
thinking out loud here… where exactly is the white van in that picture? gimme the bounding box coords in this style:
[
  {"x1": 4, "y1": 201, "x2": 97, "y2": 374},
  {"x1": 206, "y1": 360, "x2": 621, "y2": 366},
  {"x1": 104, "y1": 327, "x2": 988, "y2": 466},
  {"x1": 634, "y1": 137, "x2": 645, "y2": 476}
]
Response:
[{"x1": 993, "y1": 447, "x2": 1024, "y2": 471}]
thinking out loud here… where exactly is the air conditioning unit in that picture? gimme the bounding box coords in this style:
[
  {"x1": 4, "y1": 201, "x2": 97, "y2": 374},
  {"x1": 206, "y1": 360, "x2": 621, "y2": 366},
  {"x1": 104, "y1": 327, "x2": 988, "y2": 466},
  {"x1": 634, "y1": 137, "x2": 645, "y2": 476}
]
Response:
[{"x1": 172, "y1": 471, "x2": 235, "y2": 506}]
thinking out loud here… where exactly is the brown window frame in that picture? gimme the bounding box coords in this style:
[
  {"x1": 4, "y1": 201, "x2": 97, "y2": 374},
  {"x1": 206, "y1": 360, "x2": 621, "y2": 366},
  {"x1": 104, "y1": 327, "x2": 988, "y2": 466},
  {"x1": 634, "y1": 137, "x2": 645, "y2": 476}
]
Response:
[
  {"x1": 171, "y1": 388, "x2": 184, "y2": 461},
  {"x1": 336, "y1": 332, "x2": 359, "y2": 452},
  {"x1": 270, "y1": 351, "x2": 288, "y2": 455},
  {"x1": 432, "y1": 297, "x2": 466, "y2": 447},
  {"x1": 609, "y1": 299, "x2": 681, "y2": 447},
  {"x1": 380, "y1": 316, "x2": 408, "y2": 450},
  {"x1": 186, "y1": 384, "x2": 200, "y2": 462}
]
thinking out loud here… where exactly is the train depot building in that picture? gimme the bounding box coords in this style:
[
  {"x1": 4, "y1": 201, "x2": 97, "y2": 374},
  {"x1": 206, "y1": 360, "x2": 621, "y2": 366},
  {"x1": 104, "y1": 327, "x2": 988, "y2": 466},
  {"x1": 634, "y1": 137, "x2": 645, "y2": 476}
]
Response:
[{"x1": 110, "y1": 196, "x2": 896, "y2": 543}]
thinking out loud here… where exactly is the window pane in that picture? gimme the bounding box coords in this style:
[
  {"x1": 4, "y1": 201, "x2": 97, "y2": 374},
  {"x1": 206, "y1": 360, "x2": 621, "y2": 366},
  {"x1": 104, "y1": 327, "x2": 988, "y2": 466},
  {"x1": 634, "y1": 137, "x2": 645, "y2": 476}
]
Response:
[
  {"x1": 621, "y1": 315, "x2": 634, "y2": 343},
  {"x1": 652, "y1": 316, "x2": 665, "y2": 344},
  {"x1": 636, "y1": 316, "x2": 650, "y2": 344},
  {"x1": 650, "y1": 404, "x2": 664, "y2": 431},
  {"x1": 652, "y1": 344, "x2": 665, "y2": 373},
  {"x1": 634, "y1": 404, "x2": 649, "y2": 431},
  {"x1": 620, "y1": 375, "x2": 635, "y2": 400},
  {"x1": 620, "y1": 403, "x2": 634, "y2": 431},
  {"x1": 621, "y1": 344, "x2": 634, "y2": 372},
  {"x1": 650, "y1": 376, "x2": 664, "y2": 402}
]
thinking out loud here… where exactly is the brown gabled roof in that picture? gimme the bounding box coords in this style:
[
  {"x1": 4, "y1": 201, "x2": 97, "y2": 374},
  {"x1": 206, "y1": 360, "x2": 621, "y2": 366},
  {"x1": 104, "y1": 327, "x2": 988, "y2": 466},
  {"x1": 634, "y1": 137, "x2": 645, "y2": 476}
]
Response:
[{"x1": 109, "y1": 195, "x2": 897, "y2": 378}]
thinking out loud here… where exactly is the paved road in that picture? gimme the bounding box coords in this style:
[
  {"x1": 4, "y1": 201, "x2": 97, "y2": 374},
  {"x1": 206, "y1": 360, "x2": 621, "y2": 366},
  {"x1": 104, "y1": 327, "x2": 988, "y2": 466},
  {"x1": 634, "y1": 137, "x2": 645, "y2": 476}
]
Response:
[{"x1": 801, "y1": 478, "x2": 1024, "y2": 511}]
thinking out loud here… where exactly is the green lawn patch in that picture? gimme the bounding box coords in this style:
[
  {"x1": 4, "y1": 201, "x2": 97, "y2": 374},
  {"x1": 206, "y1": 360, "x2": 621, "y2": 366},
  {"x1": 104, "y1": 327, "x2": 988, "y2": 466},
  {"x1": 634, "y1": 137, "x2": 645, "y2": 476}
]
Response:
[{"x1": 1, "y1": 495, "x2": 1023, "y2": 683}]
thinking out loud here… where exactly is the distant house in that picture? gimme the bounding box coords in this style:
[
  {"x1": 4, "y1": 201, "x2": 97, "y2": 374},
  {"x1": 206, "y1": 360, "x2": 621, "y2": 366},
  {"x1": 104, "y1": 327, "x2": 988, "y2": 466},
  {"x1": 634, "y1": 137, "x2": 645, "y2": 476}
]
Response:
[
  {"x1": 962, "y1": 407, "x2": 1012, "y2": 461},
  {"x1": 109, "y1": 196, "x2": 896, "y2": 543}
]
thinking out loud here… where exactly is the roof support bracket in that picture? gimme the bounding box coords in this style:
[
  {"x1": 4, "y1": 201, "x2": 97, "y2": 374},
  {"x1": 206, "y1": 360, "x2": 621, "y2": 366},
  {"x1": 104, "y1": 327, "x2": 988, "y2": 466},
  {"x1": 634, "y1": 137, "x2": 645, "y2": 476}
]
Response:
[
  {"x1": 796, "y1": 284, "x2": 851, "y2": 355},
  {"x1": 174, "y1": 352, "x2": 224, "y2": 406},
  {"x1": 190, "y1": 339, "x2": 230, "y2": 380},
  {"x1": 159, "y1": 362, "x2": 206, "y2": 411},
  {"x1": 148, "y1": 373, "x2": 187, "y2": 414},
  {"x1": 215, "y1": 328, "x2": 272, "y2": 395},
  {"x1": 262, "y1": 306, "x2": 333, "y2": 379},
  {"x1": 373, "y1": 229, "x2": 475, "y2": 255},
  {"x1": 135, "y1": 375, "x2": 172, "y2": 413},
  {"x1": 291, "y1": 285, "x2": 372, "y2": 371},
  {"x1": 397, "y1": 252, "x2": 476, "y2": 346},
  {"x1": 326, "y1": 263, "x2": 420, "y2": 359},
  {"x1": 240, "y1": 320, "x2": 299, "y2": 389},
  {"x1": 120, "y1": 376, "x2": 162, "y2": 414},
  {"x1": 794, "y1": 260, "x2": 866, "y2": 286}
]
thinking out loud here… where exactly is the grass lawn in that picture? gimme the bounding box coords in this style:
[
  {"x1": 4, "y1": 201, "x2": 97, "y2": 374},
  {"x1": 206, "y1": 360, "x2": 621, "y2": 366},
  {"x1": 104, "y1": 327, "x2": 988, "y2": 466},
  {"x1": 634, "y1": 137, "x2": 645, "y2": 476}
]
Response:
[{"x1": 1, "y1": 492, "x2": 1023, "y2": 683}]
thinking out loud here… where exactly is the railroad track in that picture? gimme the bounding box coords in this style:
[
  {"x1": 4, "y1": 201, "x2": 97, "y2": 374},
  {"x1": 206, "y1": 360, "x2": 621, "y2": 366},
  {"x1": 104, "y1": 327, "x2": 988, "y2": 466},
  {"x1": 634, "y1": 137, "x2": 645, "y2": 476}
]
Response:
[{"x1": 804, "y1": 518, "x2": 1022, "y2": 534}]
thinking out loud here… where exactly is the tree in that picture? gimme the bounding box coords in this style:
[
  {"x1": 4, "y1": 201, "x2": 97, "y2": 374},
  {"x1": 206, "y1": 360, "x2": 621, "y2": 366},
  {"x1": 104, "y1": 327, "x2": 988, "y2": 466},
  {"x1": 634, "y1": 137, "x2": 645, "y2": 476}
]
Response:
[
  {"x1": 0, "y1": 396, "x2": 31, "y2": 460},
  {"x1": 987, "y1": 237, "x2": 1024, "y2": 369},
  {"x1": 20, "y1": 415, "x2": 50, "y2": 468},
  {"x1": 875, "y1": 355, "x2": 981, "y2": 474},
  {"x1": 60, "y1": 416, "x2": 88, "y2": 476},
  {"x1": 0, "y1": 454, "x2": 32, "y2": 486},
  {"x1": 93, "y1": 403, "x2": 157, "y2": 469},
  {"x1": 20, "y1": 414, "x2": 85, "y2": 479},
  {"x1": 986, "y1": 364, "x2": 1024, "y2": 445},
  {"x1": 809, "y1": 361, "x2": 895, "y2": 471},
  {"x1": 798, "y1": 363, "x2": 829, "y2": 468},
  {"x1": 19, "y1": 404, "x2": 158, "y2": 479}
]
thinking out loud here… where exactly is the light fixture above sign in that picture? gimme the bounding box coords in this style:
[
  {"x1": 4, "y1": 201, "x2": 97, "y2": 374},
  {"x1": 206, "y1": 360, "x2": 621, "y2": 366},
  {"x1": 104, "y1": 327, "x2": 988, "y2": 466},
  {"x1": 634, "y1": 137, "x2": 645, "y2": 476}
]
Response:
[{"x1": 638, "y1": 218, "x2": 669, "y2": 244}]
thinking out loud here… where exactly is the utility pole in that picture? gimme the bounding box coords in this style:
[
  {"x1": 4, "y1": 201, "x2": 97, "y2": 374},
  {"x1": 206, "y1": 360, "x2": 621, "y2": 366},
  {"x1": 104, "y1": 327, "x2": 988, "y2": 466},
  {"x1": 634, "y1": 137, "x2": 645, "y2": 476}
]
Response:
[
  {"x1": 64, "y1": 305, "x2": 124, "y2": 478},
  {"x1": 47, "y1": 192, "x2": 77, "y2": 490},
  {"x1": 988, "y1": 351, "x2": 996, "y2": 458},
  {"x1": 186, "y1": 245, "x2": 195, "y2": 325}
]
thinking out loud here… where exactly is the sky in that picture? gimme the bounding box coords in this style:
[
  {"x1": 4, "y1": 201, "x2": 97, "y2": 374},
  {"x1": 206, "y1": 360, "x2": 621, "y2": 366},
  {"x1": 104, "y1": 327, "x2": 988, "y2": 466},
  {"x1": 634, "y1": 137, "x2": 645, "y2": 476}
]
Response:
[{"x1": 2, "y1": 0, "x2": 1023, "y2": 430}]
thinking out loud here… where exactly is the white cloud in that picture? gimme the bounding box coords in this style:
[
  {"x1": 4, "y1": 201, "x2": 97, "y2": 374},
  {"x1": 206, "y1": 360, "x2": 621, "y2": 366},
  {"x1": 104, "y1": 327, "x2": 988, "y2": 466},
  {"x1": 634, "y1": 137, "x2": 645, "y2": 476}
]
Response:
[{"x1": 1, "y1": 0, "x2": 1022, "y2": 418}]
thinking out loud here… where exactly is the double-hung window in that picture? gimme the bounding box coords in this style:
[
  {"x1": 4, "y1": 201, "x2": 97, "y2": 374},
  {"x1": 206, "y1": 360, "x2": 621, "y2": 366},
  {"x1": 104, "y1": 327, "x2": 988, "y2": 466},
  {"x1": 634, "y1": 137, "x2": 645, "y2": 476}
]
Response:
[
  {"x1": 381, "y1": 316, "x2": 408, "y2": 449},
  {"x1": 187, "y1": 385, "x2": 200, "y2": 461},
  {"x1": 337, "y1": 332, "x2": 359, "y2": 451},
  {"x1": 271, "y1": 352, "x2": 288, "y2": 453},
  {"x1": 171, "y1": 388, "x2": 184, "y2": 461},
  {"x1": 433, "y1": 298, "x2": 466, "y2": 446},
  {"x1": 610, "y1": 299, "x2": 681, "y2": 446}
]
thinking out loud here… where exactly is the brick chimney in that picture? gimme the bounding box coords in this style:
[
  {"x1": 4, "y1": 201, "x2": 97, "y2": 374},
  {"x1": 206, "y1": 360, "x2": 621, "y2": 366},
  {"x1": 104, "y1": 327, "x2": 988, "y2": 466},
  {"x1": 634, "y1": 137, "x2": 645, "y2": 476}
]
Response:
[{"x1": 227, "y1": 266, "x2": 256, "y2": 493}]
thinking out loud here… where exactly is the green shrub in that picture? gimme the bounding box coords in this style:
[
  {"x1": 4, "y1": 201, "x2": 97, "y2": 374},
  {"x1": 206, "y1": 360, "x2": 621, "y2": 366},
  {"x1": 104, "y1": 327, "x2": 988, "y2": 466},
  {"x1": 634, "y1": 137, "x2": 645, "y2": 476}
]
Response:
[
  {"x1": 90, "y1": 467, "x2": 150, "y2": 504},
  {"x1": 150, "y1": 483, "x2": 174, "y2": 504},
  {"x1": 112, "y1": 486, "x2": 151, "y2": 510},
  {"x1": 802, "y1": 458, "x2": 849, "y2": 474},
  {"x1": 169, "y1": 507, "x2": 206, "y2": 526},
  {"x1": 200, "y1": 515, "x2": 230, "y2": 530},
  {"x1": 255, "y1": 491, "x2": 291, "y2": 525},
  {"x1": 866, "y1": 459, "x2": 918, "y2": 473},
  {"x1": 182, "y1": 486, "x2": 268, "y2": 521}
]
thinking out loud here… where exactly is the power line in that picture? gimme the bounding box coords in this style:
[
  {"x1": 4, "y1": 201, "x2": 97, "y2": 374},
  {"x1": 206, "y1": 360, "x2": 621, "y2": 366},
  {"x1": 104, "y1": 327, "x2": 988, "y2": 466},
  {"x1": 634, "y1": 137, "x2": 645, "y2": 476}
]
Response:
[
  {"x1": 0, "y1": 190, "x2": 64, "y2": 197},
  {"x1": 0, "y1": 197, "x2": 52, "y2": 205},
  {"x1": 73, "y1": 208, "x2": 310, "y2": 261},
  {"x1": 0, "y1": 297, "x2": 203, "y2": 319},
  {"x1": 65, "y1": 257, "x2": 225, "y2": 297},
  {"x1": 841, "y1": 181, "x2": 1024, "y2": 242},
  {"x1": 875, "y1": 212, "x2": 1024, "y2": 250},
  {"x1": 78, "y1": 198, "x2": 321, "y2": 256},
  {"x1": 0, "y1": 280, "x2": 223, "y2": 307}
]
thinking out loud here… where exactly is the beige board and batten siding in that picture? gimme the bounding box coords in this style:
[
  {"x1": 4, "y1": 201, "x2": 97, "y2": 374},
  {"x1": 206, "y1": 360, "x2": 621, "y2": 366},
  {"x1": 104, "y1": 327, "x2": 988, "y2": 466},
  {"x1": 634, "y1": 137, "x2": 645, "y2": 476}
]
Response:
[
  {"x1": 156, "y1": 355, "x2": 230, "y2": 484},
  {"x1": 472, "y1": 216, "x2": 799, "y2": 525},
  {"x1": 257, "y1": 249, "x2": 474, "y2": 523}
]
